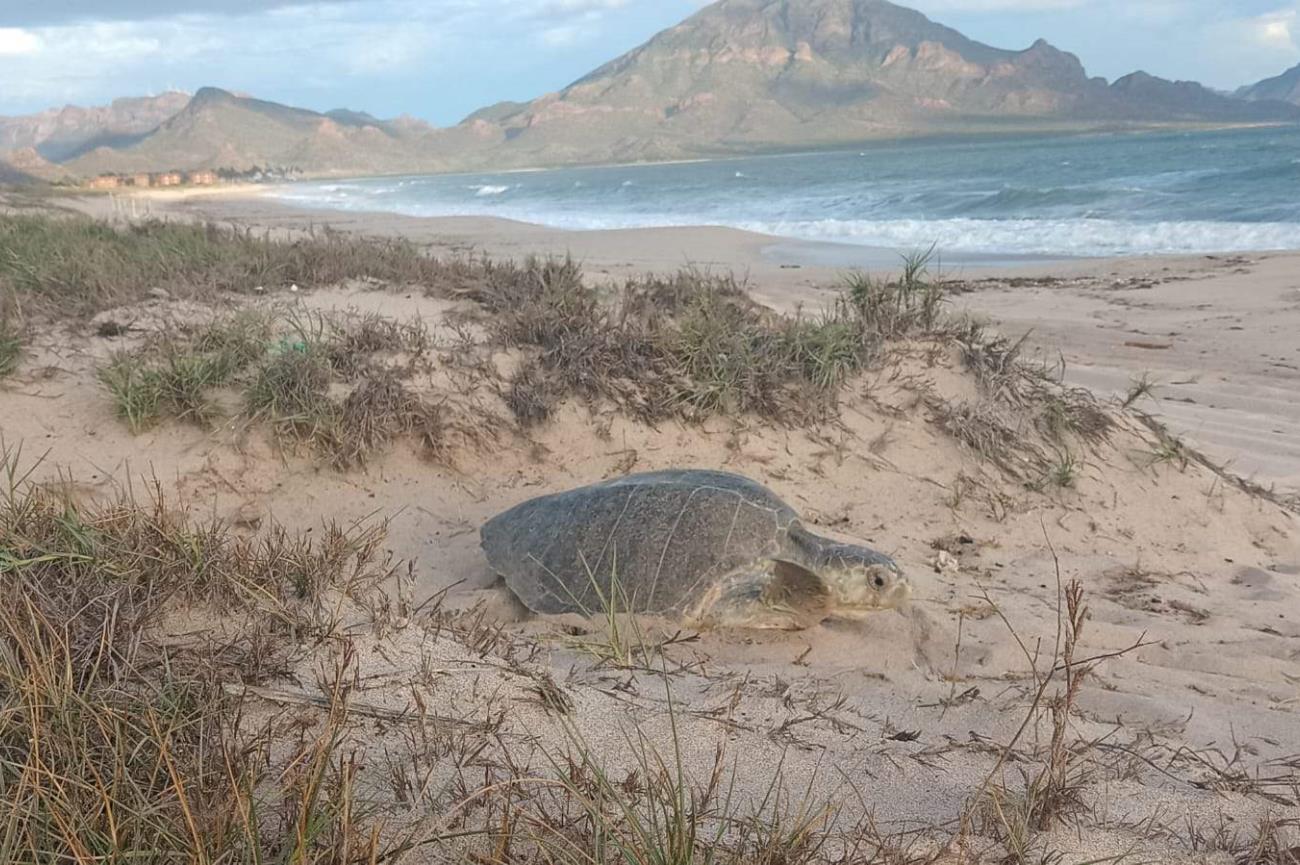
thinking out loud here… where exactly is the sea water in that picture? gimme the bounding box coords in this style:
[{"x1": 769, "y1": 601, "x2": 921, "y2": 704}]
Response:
[{"x1": 271, "y1": 126, "x2": 1300, "y2": 258}]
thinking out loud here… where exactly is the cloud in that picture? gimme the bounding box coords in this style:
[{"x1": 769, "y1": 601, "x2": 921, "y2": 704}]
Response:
[
  {"x1": 911, "y1": 0, "x2": 1083, "y2": 9},
  {"x1": 1248, "y1": 7, "x2": 1297, "y2": 51},
  {"x1": 1201, "y1": 4, "x2": 1299, "y2": 86},
  {"x1": 0, "y1": 0, "x2": 692, "y2": 119},
  {"x1": 540, "y1": 25, "x2": 583, "y2": 47},
  {"x1": 0, "y1": 1, "x2": 358, "y2": 27},
  {"x1": 531, "y1": 0, "x2": 631, "y2": 17},
  {"x1": 0, "y1": 27, "x2": 42, "y2": 55}
]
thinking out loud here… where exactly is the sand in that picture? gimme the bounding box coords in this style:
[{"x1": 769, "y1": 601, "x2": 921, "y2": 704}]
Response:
[{"x1": 4, "y1": 190, "x2": 1298, "y2": 861}]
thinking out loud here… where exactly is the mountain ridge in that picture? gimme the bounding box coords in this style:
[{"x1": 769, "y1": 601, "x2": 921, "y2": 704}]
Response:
[
  {"x1": 1239, "y1": 63, "x2": 1300, "y2": 105},
  {"x1": 463, "y1": 0, "x2": 1296, "y2": 168},
  {"x1": 12, "y1": 0, "x2": 1300, "y2": 181},
  {"x1": 0, "y1": 93, "x2": 192, "y2": 163}
]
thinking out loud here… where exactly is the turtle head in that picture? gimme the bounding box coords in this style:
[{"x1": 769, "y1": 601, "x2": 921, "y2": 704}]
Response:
[
  {"x1": 820, "y1": 557, "x2": 912, "y2": 618},
  {"x1": 785, "y1": 526, "x2": 912, "y2": 618}
]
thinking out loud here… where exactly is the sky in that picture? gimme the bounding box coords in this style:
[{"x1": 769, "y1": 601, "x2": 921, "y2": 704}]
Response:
[{"x1": 0, "y1": 0, "x2": 1297, "y2": 122}]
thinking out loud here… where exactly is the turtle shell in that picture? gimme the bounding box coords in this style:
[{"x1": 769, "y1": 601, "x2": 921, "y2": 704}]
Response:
[{"x1": 481, "y1": 470, "x2": 801, "y2": 615}]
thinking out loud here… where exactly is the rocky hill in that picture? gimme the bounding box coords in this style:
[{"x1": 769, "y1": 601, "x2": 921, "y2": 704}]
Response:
[
  {"x1": 1, "y1": 148, "x2": 69, "y2": 185},
  {"x1": 0, "y1": 93, "x2": 191, "y2": 163},
  {"x1": 66, "y1": 88, "x2": 450, "y2": 176},
  {"x1": 1239, "y1": 62, "x2": 1300, "y2": 105},
  {"x1": 469, "y1": 0, "x2": 1297, "y2": 165}
]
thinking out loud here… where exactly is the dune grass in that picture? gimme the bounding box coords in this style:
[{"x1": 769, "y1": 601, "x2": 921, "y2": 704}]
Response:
[
  {"x1": 0, "y1": 212, "x2": 474, "y2": 314},
  {"x1": 61, "y1": 222, "x2": 1121, "y2": 487},
  {"x1": 0, "y1": 444, "x2": 401, "y2": 863},
  {"x1": 481, "y1": 250, "x2": 958, "y2": 428},
  {"x1": 99, "y1": 308, "x2": 275, "y2": 430},
  {"x1": 0, "y1": 319, "x2": 20, "y2": 379},
  {"x1": 4, "y1": 211, "x2": 1116, "y2": 475},
  {"x1": 98, "y1": 305, "x2": 446, "y2": 466}
]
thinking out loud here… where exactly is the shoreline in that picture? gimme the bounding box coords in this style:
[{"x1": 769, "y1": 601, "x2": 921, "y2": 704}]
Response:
[
  {"x1": 92, "y1": 182, "x2": 1298, "y2": 280},
  {"x1": 87, "y1": 118, "x2": 1300, "y2": 187}
]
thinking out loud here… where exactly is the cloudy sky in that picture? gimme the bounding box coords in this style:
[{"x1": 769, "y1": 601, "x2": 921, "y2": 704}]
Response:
[{"x1": 1, "y1": 0, "x2": 1297, "y2": 122}]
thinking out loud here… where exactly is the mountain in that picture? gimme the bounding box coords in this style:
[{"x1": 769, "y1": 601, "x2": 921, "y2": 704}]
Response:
[
  {"x1": 39, "y1": 0, "x2": 1300, "y2": 179},
  {"x1": 1239, "y1": 63, "x2": 1300, "y2": 106},
  {"x1": 467, "y1": 0, "x2": 1298, "y2": 166},
  {"x1": 0, "y1": 93, "x2": 191, "y2": 162},
  {"x1": 1108, "y1": 71, "x2": 1299, "y2": 120},
  {"x1": 0, "y1": 147, "x2": 66, "y2": 184},
  {"x1": 0, "y1": 160, "x2": 35, "y2": 186},
  {"x1": 66, "y1": 87, "x2": 466, "y2": 177}
]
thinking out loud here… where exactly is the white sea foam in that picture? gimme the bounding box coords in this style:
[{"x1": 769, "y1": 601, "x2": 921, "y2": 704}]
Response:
[
  {"x1": 733, "y1": 217, "x2": 1300, "y2": 257},
  {"x1": 269, "y1": 130, "x2": 1300, "y2": 260},
  {"x1": 270, "y1": 183, "x2": 1300, "y2": 257}
]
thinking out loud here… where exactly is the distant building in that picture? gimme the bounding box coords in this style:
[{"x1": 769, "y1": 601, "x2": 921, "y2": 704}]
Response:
[
  {"x1": 155, "y1": 172, "x2": 183, "y2": 187},
  {"x1": 88, "y1": 175, "x2": 121, "y2": 190},
  {"x1": 130, "y1": 173, "x2": 153, "y2": 188},
  {"x1": 186, "y1": 170, "x2": 218, "y2": 186}
]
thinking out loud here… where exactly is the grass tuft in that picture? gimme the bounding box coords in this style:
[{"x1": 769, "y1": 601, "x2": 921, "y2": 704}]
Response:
[
  {"x1": 488, "y1": 253, "x2": 951, "y2": 427},
  {"x1": 0, "y1": 213, "x2": 484, "y2": 315},
  {"x1": 99, "y1": 310, "x2": 276, "y2": 431},
  {"x1": 1122, "y1": 372, "x2": 1159, "y2": 409},
  {"x1": 843, "y1": 246, "x2": 945, "y2": 339},
  {"x1": 0, "y1": 318, "x2": 21, "y2": 379},
  {"x1": 0, "y1": 444, "x2": 401, "y2": 863},
  {"x1": 97, "y1": 305, "x2": 448, "y2": 466}
]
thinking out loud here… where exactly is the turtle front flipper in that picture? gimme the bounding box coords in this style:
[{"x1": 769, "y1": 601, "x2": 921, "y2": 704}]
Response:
[{"x1": 686, "y1": 560, "x2": 829, "y2": 631}]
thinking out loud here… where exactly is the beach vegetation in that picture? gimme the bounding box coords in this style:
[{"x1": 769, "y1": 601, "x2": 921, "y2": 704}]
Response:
[
  {"x1": 0, "y1": 443, "x2": 397, "y2": 863},
  {"x1": 0, "y1": 212, "x2": 474, "y2": 314},
  {"x1": 0, "y1": 318, "x2": 21, "y2": 379},
  {"x1": 1122, "y1": 372, "x2": 1159, "y2": 409},
  {"x1": 1, "y1": 209, "x2": 1122, "y2": 485}
]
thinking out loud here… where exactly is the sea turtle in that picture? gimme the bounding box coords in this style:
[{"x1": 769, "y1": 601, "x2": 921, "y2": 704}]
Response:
[{"x1": 480, "y1": 469, "x2": 911, "y2": 630}]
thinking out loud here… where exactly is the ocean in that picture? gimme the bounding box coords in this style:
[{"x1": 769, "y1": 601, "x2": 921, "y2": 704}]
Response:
[{"x1": 270, "y1": 126, "x2": 1300, "y2": 258}]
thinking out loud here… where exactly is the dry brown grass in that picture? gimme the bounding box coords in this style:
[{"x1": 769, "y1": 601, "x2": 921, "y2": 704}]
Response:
[
  {"x1": 0, "y1": 212, "x2": 483, "y2": 315},
  {"x1": 0, "y1": 445, "x2": 402, "y2": 863},
  {"x1": 0, "y1": 317, "x2": 21, "y2": 379},
  {"x1": 957, "y1": 536, "x2": 1150, "y2": 865},
  {"x1": 475, "y1": 254, "x2": 950, "y2": 428},
  {"x1": 98, "y1": 305, "x2": 456, "y2": 467},
  {"x1": 5, "y1": 208, "x2": 1117, "y2": 485},
  {"x1": 956, "y1": 324, "x2": 1112, "y2": 448},
  {"x1": 1, "y1": 445, "x2": 941, "y2": 865}
]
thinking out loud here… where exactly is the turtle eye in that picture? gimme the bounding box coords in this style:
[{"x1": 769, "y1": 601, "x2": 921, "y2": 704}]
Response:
[{"x1": 872, "y1": 575, "x2": 885, "y2": 588}]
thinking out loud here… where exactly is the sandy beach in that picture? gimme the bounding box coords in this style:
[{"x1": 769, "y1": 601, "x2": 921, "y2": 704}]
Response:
[
  {"x1": 2, "y1": 189, "x2": 1296, "y2": 862},
  {"x1": 7, "y1": 0, "x2": 1300, "y2": 853}
]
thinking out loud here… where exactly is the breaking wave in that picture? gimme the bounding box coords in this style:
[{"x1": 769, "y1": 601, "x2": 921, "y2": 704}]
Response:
[
  {"x1": 732, "y1": 217, "x2": 1300, "y2": 257},
  {"x1": 268, "y1": 127, "x2": 1300, "y2": 258}
]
